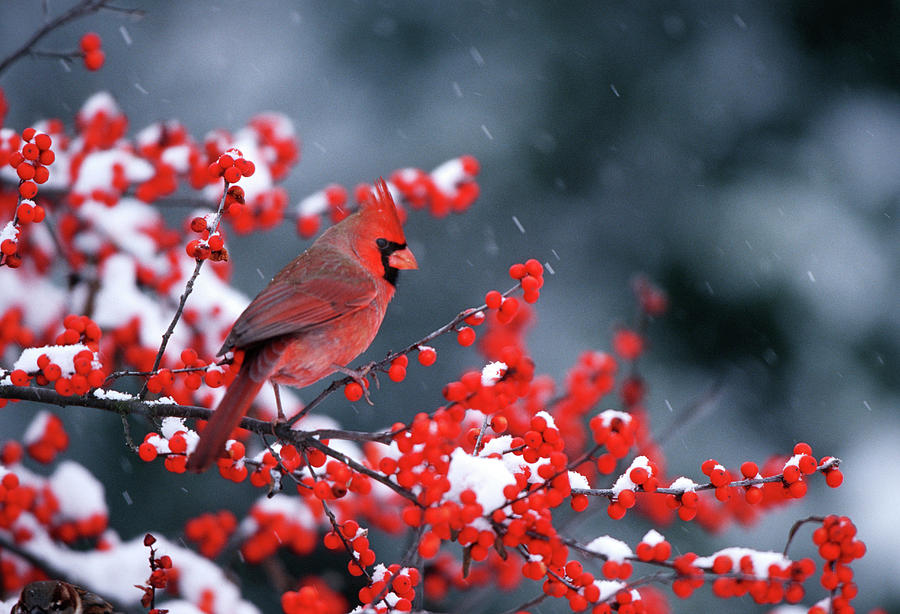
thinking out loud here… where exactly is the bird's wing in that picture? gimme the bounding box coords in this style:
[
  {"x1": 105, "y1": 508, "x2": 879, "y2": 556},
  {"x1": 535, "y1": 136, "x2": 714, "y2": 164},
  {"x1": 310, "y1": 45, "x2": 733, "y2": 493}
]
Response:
[{"x1": 220, "y1": 248, "x2": 377, "y2": 353}]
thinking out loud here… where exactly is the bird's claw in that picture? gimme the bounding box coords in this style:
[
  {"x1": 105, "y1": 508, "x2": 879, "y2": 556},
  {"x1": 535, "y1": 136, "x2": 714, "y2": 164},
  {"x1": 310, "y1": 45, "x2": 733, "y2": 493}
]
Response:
[{"x1": 333, "y1": 363, "x2": 378, "y2": 405}]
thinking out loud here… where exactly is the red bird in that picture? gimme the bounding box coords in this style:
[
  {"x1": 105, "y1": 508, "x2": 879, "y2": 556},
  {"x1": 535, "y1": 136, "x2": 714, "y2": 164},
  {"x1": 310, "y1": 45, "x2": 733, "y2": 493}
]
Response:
[{"x1": 187, "y1": 178, "x2": 417, "y2": 472}]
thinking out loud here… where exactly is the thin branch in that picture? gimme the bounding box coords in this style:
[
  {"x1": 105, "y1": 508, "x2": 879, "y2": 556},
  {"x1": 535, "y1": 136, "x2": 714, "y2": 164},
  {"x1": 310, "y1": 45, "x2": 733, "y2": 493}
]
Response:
[
  {"x1": 783, "y1": 515, "x2": 826, "y2": 557},
  {"x1": 0, "y1": 384, "x2": 391, "y2": 445},
  {"x1": 497, "y1": 591, "x2": 549, "y2": 614},
  {"x1": 0, "y1": 0, "x2": 119, "y2": 76},
  {"x1": 654, "y1": 379, "x2": 724, "y2": 449}
]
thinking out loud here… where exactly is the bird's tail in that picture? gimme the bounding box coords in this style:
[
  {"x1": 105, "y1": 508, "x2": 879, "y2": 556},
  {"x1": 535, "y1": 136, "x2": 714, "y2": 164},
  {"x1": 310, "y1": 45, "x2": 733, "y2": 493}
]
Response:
[{"x1": 186, "y1": 363, "x2": 265, "y2": 472}]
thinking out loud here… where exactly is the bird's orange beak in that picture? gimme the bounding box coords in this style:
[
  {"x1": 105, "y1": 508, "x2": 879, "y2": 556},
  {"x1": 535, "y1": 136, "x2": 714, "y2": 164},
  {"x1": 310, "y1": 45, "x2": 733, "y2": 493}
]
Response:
[{"x1": 388, "y1": 246, "x2": 418, "y2": 270}]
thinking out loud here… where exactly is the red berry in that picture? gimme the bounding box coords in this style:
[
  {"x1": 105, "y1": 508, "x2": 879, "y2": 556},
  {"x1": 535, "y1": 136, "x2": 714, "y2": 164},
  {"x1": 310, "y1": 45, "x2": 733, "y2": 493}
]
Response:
[
  {"x1": 484, "y1": 290, "x2": 502, "y2": 309},
  {"x1": 297, "y1": 215, "x2": 320, "y2": 238},
  {"x1": 33, "y1": 165, "x2": 50, "y2": 184},
  {"x1": 138, "y1": 442, "x2": 158, "y2": 462},
  {"x1": 237, "y1": 159, "x2": 255, "y2": 177},
  {"x1": 223, "y1": 166, "x2": 241, "y2": 183},
  {"x1": 344, "y1": 382, "x2": 364, "y2": 402},
  {"x1": 613, "y1": 328, "x2": 644, "y2": 360},
  {"x1": 740, "y1": 461, "x2": 758, "y2": 478},
  {"x1": 34, "y1": 133, "x2": 52, "y2": 151},
  {"x1": 524, "y1": 258, "x2": 543, "y2": 277},
  {"x1": 22, "y1": 128, "x2": 36, "y2": 141},
  {"x1": 84, "y1": 50, "x2": 105, "y2": 71},
  {"x1": 190, "y1": 217, "x2": 207, "y2": 233},
  {"x1": 825, "y1": 469, "x2": 843, "y2": 488},
  {"x1": 22, "y1": 143, "x2": 39, "y2": 161},
  {"x1": 388, "y1": 364, "x2": 406, "y2": 382},
  {"x1": 18, "y1": 181, "x2": 37, "y2": 199},
  {"x1": 417, "y1": 347, "x2": 436, "y2": 366},
  {"x1": 459, "y1": 154, "x2": 480, "y2": 175},
  {"x1": 16, "y1": 163, "x2": 35, "y2": 181},
  {"x1": 80, "y1": 32, "x2": 102, "y2": 52},
  {"x1": 456, "y1": 327, "x2": 476, "y2": 346},
  {"x1": 793, "y1": 442, "x2": 812, "y2": 456},
  {"x1": 16, "y1": 203, "x2": 34, "y2": 224},
  {"x1": 508, "y1": 263, "x2": 526, "y2": 280}
]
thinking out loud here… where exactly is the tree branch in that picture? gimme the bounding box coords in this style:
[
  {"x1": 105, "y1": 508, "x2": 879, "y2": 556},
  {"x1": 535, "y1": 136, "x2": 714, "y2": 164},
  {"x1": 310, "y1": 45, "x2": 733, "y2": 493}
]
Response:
[{"x1": 0, "y1": 0, "x2": 140, "y2": 76}]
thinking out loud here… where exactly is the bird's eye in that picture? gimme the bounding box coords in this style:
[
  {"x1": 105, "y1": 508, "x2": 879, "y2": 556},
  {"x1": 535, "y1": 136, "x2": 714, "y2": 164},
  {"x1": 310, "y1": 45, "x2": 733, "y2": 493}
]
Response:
[{"x1": 375, "y1": 238, "x2": 388, "y2": 249}]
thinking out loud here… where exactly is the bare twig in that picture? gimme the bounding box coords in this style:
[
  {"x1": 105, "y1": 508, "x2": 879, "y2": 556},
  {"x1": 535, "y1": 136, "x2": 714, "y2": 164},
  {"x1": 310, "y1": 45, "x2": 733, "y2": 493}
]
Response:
[
  {"x1": 783, "y1": 515, "x2": 826, "y2": 557},
  {"x1": 0, "y1": 0, "x2": 141, "y2": 76},
  {"x1": 497, "y1": 592, "x2": 548, "y2": 614}
]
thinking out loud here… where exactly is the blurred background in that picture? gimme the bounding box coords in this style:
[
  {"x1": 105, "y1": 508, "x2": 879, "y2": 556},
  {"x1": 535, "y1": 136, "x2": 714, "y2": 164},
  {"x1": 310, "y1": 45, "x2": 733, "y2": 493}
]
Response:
[{"x1": 2, "y1": 1, "x2": 898, "y2": 612}]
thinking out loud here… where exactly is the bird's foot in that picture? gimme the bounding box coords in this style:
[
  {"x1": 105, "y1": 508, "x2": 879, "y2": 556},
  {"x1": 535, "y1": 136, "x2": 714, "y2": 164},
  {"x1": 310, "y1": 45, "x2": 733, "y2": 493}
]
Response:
[
  {"x1": 333, "y1": 362, "x2": 379, "y2": 405},
  {"x1": 272, "y1": 382, "x2": 286, "y2": 422}
]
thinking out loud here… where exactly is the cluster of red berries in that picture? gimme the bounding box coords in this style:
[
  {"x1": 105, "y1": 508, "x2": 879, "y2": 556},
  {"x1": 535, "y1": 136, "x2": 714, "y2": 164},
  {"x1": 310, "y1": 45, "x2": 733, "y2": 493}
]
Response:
[
  {"x1": 240, "y1": 502, "x2": 318, "y2": 564},
  {"x1": 589, "y1": 410, "x2": 636, "y2": 474},
  {"x1": 442, "y1": 348, "x2": 534, "y2": 415},
  {"x1": 281, "y1": 578, "x2": 348, "y2": 614},
  {"x1": 544, "y1": 350, "x2": 618, "y2": 454},
  {"x1": 248, "y1": 113, "x2": 299, "y2": 182},
  {"x1": 297, "y1": 456, "x2": 371, "y2": 503},
  {"x1": 811, "y1": 515, "x2": 865, "y2": 614},
  {"x1": 294, "y1": 156, "x2": 481, "y2": 241},
  {"x1": 146, "y1": 349, "x2": 237, "y2": 396},
  {"x1": 8, "y1": 128, "x2": 54, "y2": 186},
  {"x1": 386, "y1": 354, "x2": 409, "y2": 382},
  {"x1": 2, "y1": 128, "x2": 54, "y2": 267},
  {"x1": 51, "y1": 511, "x2": 107, "y2": 543},
  {"x1": 607, "y1": 457, "x2": 661, "y2": 520},
  {"x1": 0, "y1": 470, "x2": 27, "y2": 530},
  {"x1": 358, "y1": 565, "x2": 420, "y2": 612},
  {"x1": 296, "y1": 184, "x2": 348, "y2": 237},
  {"x1": 322, "y1": 518, "x2": 377, "y2": 576},
  {"x1": 705, "y1": 551, "x2": 815, "y2": 605},
  {"x1": 9, "y1": 320, "x2": 104, "y2": 399},
  {"x1": 79, "y1": 33, "x2": 104, "y2": 71},
  {"x1": 634, "y1": 530, "x2": 672, "y2": 563},
  {"x1": 389, "y1": 154, "x2": 480, "y2": 217},
  {"x1": 138, "y1": 424, "x2": 192, "y2": 473},
  {"x1": 477, "y1": 260, "x2": 542, "y2": 329},
  {"x1": 136, "y1": 534, "x2": 175, "y2": 612},
  {"x1": 509, "y1": 259, "x2": 545, "y2": 303},
  {"x1": 186, "y1": 214, "x2": 228, "y2": 262},
  {"x1": 207, "y1": 148, "x2": 255, "y2": 184},
  {"x1": 184, "y1": 510, "x2": 237, "y2": 558},
  {"x1": 228, "y1": 187, "x2": 289, "y2": 234}
]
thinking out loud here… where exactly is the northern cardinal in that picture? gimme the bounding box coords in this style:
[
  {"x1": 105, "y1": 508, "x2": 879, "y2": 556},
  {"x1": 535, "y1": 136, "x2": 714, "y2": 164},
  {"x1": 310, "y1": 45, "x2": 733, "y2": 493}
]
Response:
[{"x1": 187, "y1": 178, "x2": 417, "y2": 472}]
